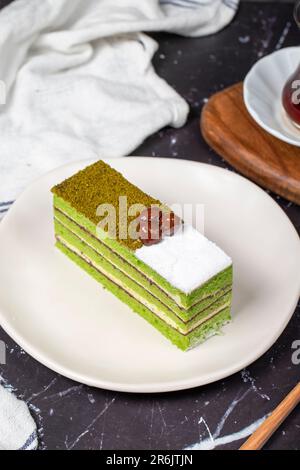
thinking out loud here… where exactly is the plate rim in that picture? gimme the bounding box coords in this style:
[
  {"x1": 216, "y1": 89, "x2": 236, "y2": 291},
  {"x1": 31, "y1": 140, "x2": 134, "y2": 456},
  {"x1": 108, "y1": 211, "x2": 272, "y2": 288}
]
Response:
[
  {"x1": 0, "y1": 157, "x2": 299, "y2": 393},
  {"x1": 244, "y1": 46, "x2": 300, "y2": 147}
]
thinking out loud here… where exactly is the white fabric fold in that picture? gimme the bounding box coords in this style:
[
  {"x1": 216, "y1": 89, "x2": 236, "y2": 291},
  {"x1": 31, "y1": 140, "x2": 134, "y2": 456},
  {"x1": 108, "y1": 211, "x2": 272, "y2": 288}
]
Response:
[
  {"x1": 0, "y1": 0, "x2": 238, "y2": 203},
  {"x1": 0, "y1": 385, "x2": 38, "y2": 450}
]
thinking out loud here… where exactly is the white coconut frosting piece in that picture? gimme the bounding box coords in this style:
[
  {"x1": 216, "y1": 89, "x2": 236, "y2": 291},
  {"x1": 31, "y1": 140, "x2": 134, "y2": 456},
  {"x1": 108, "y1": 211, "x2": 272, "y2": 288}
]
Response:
[{"x1": 135, "y1": 224, "x2": 232, "y2": 294}]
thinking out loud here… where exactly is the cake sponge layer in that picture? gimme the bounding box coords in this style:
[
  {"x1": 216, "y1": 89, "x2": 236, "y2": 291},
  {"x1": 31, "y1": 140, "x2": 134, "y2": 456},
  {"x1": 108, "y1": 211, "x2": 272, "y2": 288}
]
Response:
[
  {"x1": 56, "y1": 239, "x2": 231, "y2": 351},
  {"x1": 55, "y1": 221, "x2": 231, "y2": 333},
  {"x1": 54, "y1": 195, "x2": 233, "y2": 309},
  {"x1": 54, "y1": 208, "x2": 232, "y2": 321}
]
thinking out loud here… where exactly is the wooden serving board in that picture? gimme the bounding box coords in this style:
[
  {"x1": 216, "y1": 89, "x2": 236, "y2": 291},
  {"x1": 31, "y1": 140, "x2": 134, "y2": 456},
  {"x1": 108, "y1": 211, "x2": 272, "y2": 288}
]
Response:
[{"x1": 201, "y1": 82, "x2": 300, "y2": 205}]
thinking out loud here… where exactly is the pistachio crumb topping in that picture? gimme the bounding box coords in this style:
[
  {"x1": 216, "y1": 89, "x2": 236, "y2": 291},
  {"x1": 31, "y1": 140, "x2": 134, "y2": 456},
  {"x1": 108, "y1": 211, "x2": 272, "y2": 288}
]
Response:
[{"x1": 51, "y1": 160, "x2": 163, "y2": 250}]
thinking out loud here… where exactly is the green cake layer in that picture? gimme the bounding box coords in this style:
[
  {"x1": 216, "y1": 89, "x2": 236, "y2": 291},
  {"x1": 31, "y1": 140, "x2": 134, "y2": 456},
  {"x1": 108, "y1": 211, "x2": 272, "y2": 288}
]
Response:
[
  {"x1": 56, "y1": 240, "x2": 231, "y2": 351},
  {"x1": 54, "y1": 194, "x2": 232, "y2": 310},
  {"x1": 54, "y1": 208, "x2": 232, "y2": 321},
  {"x1": 55, "y1": 221, "x2": 232, "y2": 333},
  {"x1": 51, "y1": 160, "x2": 233, "y2": 351}
]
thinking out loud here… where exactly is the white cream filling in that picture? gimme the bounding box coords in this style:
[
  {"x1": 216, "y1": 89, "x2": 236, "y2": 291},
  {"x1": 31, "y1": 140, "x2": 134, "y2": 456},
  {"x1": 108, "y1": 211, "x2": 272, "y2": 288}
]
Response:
[
  {"x1": 57, "y1": 235, "x2": 230, "y2": 335},
  {"x1": 135, "y1": 224, "x2": 232, "y2": 294}
]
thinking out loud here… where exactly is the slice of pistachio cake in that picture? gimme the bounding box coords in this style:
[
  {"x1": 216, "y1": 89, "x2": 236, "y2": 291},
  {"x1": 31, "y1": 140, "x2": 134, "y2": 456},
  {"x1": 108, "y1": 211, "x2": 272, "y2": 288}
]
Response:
[{"x1": 51, "y1": 160, "x2": 232, "y2": 351}]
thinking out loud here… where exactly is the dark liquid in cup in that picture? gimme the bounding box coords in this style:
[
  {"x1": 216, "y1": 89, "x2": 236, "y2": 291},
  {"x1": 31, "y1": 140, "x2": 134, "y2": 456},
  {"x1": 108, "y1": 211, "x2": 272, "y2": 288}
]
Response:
[{"x1": 282, "y1": 67, "x2": 300, "y2": 128}]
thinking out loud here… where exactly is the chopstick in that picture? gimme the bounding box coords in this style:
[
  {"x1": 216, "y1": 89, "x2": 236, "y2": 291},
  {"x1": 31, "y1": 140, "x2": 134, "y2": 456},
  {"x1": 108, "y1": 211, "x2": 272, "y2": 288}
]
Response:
[{"x1": 239, "y1": 382, "x2": 300, "y2": 450}]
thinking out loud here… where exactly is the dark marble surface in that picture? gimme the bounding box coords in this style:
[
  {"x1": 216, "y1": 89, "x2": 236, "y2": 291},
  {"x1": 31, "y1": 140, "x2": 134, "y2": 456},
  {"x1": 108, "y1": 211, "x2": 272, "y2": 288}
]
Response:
[{"x1": 0, "y1": 1, "x2": 299, "y2": 451}]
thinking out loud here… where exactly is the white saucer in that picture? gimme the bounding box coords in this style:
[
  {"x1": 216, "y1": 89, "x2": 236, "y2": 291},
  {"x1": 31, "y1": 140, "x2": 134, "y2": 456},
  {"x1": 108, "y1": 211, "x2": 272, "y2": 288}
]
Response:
[
  {"x1": 0, "y1": 158, "x2": 299, "y2": 392},
  {"x1": 244, "y1": 47, "x2": 300, "y2": 146}
]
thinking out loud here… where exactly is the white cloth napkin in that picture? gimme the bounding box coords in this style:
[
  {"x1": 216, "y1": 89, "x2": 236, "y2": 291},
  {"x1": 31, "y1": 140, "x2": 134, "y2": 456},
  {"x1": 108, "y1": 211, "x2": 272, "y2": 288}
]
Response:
[
  {"x1": 0, "y1": 0, "x2": 238, "y2": 213},
  {"x1": 0, "y1": 385, "x2": 38, "y2": 450}
]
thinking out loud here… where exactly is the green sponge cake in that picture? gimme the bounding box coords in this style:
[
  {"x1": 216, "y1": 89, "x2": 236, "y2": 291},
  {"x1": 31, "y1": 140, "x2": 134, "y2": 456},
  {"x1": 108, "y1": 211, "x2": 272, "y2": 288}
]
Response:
[{"x1": 51, "y1": 160, "x2": 233, "y2": 351}]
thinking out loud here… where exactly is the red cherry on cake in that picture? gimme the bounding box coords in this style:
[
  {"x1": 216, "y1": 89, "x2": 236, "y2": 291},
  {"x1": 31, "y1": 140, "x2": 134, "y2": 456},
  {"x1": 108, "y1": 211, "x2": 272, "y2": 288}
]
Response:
[
  {"x1": 161, "y1": 211, "x2": 181, "y2": 236},
  {"x1": 138, "y1": 207, "x2": 182, "y2": 246},
  {"x1": 138, "y1": 207, "x2": 162, "y2": 245}
]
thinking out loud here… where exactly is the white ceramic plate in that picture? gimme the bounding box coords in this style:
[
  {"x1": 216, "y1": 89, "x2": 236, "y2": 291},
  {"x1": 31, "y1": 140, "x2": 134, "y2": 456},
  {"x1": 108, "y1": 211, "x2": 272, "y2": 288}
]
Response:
[
  {"x1": 0, "y1": 158, "x2": 299, "y2": 393},
  {"x1": 244, "y1": 47, "x2": 300, "y2": 146}
]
